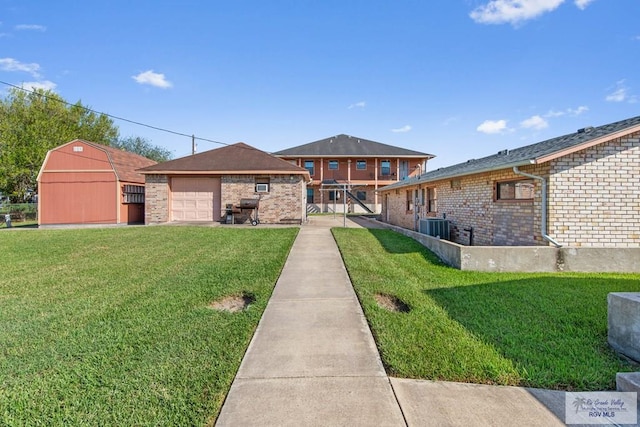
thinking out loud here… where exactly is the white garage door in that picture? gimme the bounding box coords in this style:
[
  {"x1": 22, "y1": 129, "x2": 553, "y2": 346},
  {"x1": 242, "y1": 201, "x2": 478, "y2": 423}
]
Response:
[{"x1": 171, "y1": 177, "x2": 221, "y2": 221}]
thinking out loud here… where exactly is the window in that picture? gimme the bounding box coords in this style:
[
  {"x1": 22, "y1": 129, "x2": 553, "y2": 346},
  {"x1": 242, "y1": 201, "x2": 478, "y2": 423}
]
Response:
[
  {"x1": 356, "y1": 191, "x2": 366, "y2": 200},
  {"x1": 328, "y1": 160, "x2": 339, "y2": 170},
  {"x1": 306, "y1": 188, "x2": 314, "y2": 203},
  {"x1": 329, "y1": 190, "x2": 340, "y2": 201},
  {"x1": 304, "y1": 160, "x2": 314, "y2": 176},
  {"x1": 406, "y1": 190, "x2": 414, "y2": 212},
  {"x1": 496, "y1": 179, "x2": 534, "y2": 200},
  {"x1": 381, "y1": 160, "x2": 391, "y2": 176},
  {"x1": 427, "y1": 188, "x2": 437, "y2": 212},
  {"x1": 255, "y1": 177, "x2": 270, "y2": 193},
  {"x1": 356, "y1": 160, "x2": 367, "y2": 170},
  {"x1": 123, "y1": 185, "x2": 144, "y2": 204}
]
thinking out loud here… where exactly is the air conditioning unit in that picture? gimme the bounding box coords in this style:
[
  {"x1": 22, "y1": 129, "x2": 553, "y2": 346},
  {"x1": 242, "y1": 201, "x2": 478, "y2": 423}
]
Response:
[
  {"x1": 255, "y1": 183, "x2": 269, "y2": 193},
  {"x1": 419, "y1": 218, "x2": 450, "y2": 240}
]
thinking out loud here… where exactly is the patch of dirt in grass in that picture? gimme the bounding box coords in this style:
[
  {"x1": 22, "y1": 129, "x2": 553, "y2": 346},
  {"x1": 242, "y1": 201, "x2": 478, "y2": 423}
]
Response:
[
  {"x1": 208, "y1": 293, "x2": 255, "y2": 313},
  {"x1": 374, "y1": 293, "x2": 410, "y2": 313}
]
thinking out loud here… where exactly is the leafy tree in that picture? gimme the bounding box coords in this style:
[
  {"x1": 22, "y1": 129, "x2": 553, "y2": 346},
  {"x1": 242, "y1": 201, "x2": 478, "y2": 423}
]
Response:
[
  {"x1": 112, "y1": 136, "x2": 172, "y2": 163},
  {"x1": 0, "y1": 88, "x2": 119, "y2": 201}
]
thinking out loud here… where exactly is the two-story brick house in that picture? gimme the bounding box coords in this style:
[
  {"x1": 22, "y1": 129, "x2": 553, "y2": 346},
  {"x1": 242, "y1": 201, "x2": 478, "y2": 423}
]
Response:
[
  {"x1": 378, "y1": 115, "x2": 640, "y2": 248},
  {"x1": 274, "y1": 134, "x2": 433, "y2": 213}
]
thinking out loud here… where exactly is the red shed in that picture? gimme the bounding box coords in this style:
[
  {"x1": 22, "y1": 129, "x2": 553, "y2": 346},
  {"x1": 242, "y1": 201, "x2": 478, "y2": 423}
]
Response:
[{"x1": 37, "y1": 139, "x2": 157, "y2": 226}]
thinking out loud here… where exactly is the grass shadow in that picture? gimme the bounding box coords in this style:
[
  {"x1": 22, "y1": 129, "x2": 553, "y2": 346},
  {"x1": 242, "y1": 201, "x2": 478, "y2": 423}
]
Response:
[{"x1": 426, "y1": 276, "x2": 640, "y2": 390}]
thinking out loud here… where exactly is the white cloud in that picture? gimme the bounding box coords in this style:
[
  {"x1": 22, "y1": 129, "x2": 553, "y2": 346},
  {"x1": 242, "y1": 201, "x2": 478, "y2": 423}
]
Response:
[
  {"x1": 442, "y1": 116, "x2": 460, "y2": 126},
  {"x1": 0, "y1": 57, "x2": 41, "y2": 77},
  {"x1": 15, "y1": 24, "x2": 46, "y2": 31},
  {"x1": 477, "y1": 119, "x2": 508, "y2": 134},
  {"x1": 470, "y1": 0, "x2": 594, "y2": 25},
  {"x1": 606, "y1": 80, "x2": 629, "y2": 102},
  {"x1": 391, "y1": 125, "x2": 412, "y2": 133},
  {"x1": 520, "y1": 115, "x2": 548, "y2": 130},
  {"x1": 470, "y1": 0, "x2": 564, "y2": 24},
  {"x1": 20, "y1": 80, "x2": 57, "y2": 91},
  {"x1": 568, "y1": 105, "x2": 588, "y2": 115},
  {"x1": 574, "y1": 0, "x2": 595, "y2": 10},
  {"x1": 545, "y1": 105, "x2": 588, "y2": 117},
  {"x1": 132, "y1": 70, "x2": 172, "y2": 88},
  {"x1": 348, "y1": 101, "x2": 366, "y2": 109}
]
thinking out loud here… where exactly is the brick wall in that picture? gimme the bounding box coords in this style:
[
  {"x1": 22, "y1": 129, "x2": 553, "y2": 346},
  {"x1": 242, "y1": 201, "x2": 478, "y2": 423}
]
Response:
[
  {"x1": 144, "y1": 174, "x2": 169, "y2": 224},
  {"x1": 381, "y1": 133, "x2": 640, "y2": 247},
  {"x1": 548, "y1": 132, "x2": 640, "y2": 247},
  {"x1": 221, "y1": 175, "x2": 305, "y2": 224},
  {"x1": 381, "y1": 165, "x2": 547, "y2": 246}
]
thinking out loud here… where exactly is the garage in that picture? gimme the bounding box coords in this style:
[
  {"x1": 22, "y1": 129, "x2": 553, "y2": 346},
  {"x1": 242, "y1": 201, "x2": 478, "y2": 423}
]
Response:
[{"x1": 171, "y1": 177, "x2": 221, "y2": 221}]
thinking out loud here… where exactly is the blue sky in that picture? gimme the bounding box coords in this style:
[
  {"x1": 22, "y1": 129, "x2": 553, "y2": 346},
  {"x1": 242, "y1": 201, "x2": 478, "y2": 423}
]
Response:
[{"x1": 1, "y1": 0, "x2": 638, "y2": 169}]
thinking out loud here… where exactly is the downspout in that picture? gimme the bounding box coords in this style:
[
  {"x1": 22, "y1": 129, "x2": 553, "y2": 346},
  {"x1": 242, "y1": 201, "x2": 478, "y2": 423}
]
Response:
[{"x1": 513, "y1": 166, "x2": 562, "y2": 248}]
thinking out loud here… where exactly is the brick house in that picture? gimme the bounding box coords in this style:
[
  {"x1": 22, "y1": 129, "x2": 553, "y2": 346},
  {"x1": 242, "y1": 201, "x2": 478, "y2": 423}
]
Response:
[
  {"x1": 273, "y1": 134, "x2": 433, "y2": 213},
  {"x1": 139, "y1": 143, "x2": 310, "y2": 224},
  {"x1": 38, "y1": 139, "x2": 156, "y2": 225},
  {"x1": 378, "y1": 115, "x2": 640, "y2": 247}
]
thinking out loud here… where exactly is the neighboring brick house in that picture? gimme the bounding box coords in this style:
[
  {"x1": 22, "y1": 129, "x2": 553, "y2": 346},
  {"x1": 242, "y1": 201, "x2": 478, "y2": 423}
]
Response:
[
  {"x1": 378, "y1": 115, "x2": 640, "y2": 247},
  {"x1": 273, "y1": 134, "x2": 433, "y2": 213},
  {"x1": 139, "y1": 143, "x2": 310, "y2": 225}
]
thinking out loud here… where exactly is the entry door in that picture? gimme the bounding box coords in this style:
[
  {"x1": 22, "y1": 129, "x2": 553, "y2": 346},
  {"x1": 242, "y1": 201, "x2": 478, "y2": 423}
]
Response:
[{"x1": 171, "y1": 177, "x2": 221, "y2": 221}]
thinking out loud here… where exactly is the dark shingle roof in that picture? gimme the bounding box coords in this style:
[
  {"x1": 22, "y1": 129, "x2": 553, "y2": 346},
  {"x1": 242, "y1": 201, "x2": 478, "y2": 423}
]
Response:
[
  {"x1": 382, "y1": 115, "x2": 640, "y2": 191},
  {"x1": 273, "y1": 134, "x2": 434, "y2": 158},
  {"x1": 139, "y1": 142, "x2": 309, "y2": 176}
]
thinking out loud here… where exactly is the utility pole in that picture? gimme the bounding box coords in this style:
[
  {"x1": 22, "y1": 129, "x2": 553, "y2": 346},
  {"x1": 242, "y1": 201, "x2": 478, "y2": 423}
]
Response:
[{"x1": 192, "y1": 134, "x2": 197, "y2": 155}]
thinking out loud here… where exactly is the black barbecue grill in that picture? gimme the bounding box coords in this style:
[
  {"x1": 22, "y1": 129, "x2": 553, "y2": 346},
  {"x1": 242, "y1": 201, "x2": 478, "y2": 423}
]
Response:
[{"x1": 226, "y1": 199, "x2": 260, "y2": 225}]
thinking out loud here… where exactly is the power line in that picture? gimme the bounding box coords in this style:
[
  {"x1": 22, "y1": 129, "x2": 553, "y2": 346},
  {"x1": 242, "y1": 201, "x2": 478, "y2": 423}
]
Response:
[{"x1": 0, "y1": 79, "x2": 233, "y2": 149}]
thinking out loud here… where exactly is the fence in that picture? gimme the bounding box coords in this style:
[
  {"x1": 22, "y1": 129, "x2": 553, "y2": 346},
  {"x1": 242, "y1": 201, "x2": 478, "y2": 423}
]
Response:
[{"x1": 0, "y1": 203, "x2": 38, "y2": 224}]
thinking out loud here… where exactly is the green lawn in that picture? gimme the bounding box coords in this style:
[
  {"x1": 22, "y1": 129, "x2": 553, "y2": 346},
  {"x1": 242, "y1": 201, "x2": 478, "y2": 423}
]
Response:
[
  {"x1": 333, "y1": 228, "x2": 640, "y2": 391},
  {"x1": 0, "y1": 226, "x2": 298, "y2": 426}
]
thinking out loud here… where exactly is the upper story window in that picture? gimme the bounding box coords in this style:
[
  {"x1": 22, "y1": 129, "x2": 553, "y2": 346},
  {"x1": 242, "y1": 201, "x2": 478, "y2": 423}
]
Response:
[
  {"x1": 356, "y1": 160, "x2": 367, "y2": 170},
  {"x1": 381, "y1": 160, "x2": 391, "y2": 176},
  {"x1": 328, "y1": 160, "x2": 339, "y2": 170},
  {"x1": 496, "y1": 179, "x2": 534, "y2": 200},
  {"x1": 304, "y1": 160, "x2": 314, "y2": 176}
]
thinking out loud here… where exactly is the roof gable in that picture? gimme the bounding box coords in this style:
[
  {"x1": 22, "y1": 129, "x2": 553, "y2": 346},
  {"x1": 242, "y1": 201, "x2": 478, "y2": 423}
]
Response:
[
  {"x1": 40, "y1": 139, "x2": 156, "y2": 184},
  {"x1": 273, "y1": 134, "x2": 434, "y2": 158},
  {"x1": 382, "y1": 115, "x2": 640, "y2": 190},
  {"x1": 139, "y1": 142, "x2": 309, "y2": 176}
]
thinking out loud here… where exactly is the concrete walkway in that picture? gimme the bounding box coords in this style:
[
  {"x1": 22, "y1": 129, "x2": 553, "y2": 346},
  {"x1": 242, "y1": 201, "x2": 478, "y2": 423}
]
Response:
[{"x1": 215, "y1": 216, "x2": 569, "y2": 426}]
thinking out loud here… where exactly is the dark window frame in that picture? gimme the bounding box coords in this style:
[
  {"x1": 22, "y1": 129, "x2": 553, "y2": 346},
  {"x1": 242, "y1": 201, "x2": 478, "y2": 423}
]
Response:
[
  {"x1": 381, "y1": 160, "x2": 391, "y2": 176},
  {"x1": 495, "y1": 179, "x2": 535, "y2": 201},
  {"x1": 304, "y1": 160, "x2": 315, "y2": 176}
]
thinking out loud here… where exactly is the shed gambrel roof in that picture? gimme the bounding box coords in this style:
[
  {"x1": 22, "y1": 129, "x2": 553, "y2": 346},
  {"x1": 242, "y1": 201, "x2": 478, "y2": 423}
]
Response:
[
  {"x1": 38, "y1": 139, "x2": 157, "y2": 184},
  {"x1": 381, "y1": 115, "x2": 640, "y2": 191},
  {"x1": 273, "y1": 134, "x2": 434, "y2": 158},
  {"x1": 139, "y1": 142, "x2": 310, "y2": 179}
]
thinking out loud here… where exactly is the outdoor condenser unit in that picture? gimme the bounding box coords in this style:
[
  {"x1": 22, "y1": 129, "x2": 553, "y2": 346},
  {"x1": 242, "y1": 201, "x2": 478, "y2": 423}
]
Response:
[{"x1": 419, "y1": 218, "x2": 450, "y2": 240}]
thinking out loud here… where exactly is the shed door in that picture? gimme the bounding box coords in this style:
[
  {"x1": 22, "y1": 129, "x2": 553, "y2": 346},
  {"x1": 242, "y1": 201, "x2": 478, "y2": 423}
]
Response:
[{"x1": 171, "y1": 177, "x2": 221, "y2": 221}]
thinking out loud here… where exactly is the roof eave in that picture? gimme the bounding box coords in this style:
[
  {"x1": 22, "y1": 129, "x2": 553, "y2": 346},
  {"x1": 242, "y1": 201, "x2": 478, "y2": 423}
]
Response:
[
  {"x1": 534, "y1": 124, "x2": 640, "y2": 164},
  {"x1": 274, "y1": 153, "x2": 435, "y2": 159},
  {"x1": 139, "y1": 169, "x2": 310, "y2": 177},
  {"x1": 377, "y1": 159, "x2": 535, "y2": 192}
]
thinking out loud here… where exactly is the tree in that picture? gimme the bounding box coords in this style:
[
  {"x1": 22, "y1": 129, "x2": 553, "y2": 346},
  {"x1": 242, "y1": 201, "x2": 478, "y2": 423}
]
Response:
[
  {"x1": 0, "y1": 88, "x2": 119, "y2": 201},
  {"x1": 111, "y1": 136, "x2": 172, "y2": 163}
]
